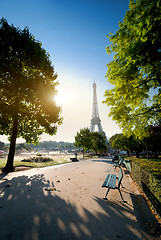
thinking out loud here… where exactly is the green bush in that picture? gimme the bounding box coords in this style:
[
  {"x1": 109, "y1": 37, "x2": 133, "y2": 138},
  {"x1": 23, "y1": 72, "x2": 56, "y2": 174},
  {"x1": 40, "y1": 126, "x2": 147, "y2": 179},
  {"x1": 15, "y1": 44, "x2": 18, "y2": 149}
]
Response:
[
  {"x1": 130, "y1": 158, "x2": 161, "y2": 216},
  {"x1": 21, "y1": 157, "x2": 53, "y2": 163},
  {"x1": 36, "y1": 153, "x2": 42, "y2": 157},
  {"x1": 130, "y1": 158, "x2": 161, "y2": 180}
]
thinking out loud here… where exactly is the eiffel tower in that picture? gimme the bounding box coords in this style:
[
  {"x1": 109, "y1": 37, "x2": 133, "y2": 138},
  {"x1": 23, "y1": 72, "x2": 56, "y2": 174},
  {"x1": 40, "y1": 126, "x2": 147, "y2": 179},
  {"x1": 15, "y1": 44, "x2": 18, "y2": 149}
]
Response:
[{"x1": 89, "y1": 82, "x2": 106, "y2": 136}]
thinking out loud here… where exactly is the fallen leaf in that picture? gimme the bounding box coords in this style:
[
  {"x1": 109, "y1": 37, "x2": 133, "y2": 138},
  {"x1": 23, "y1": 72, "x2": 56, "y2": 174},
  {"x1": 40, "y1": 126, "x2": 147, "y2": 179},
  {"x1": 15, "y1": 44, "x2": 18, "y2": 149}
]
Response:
[{"x1": 44, "y1": 187, "x2": 56, "y2": 191}]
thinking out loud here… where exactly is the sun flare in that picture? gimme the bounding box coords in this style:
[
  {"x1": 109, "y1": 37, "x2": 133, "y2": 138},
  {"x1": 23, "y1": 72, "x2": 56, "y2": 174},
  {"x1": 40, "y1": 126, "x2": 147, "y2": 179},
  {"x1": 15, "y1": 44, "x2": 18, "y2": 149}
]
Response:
[{"x1": 54, "y1": 93, "x2": 71, "y2": 106}]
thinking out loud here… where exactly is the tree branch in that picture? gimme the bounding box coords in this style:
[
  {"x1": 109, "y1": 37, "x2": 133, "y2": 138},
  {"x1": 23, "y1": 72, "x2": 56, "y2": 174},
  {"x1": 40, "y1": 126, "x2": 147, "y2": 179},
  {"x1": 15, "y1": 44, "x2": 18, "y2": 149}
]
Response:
[
  {"x1": 136, "y1": 104, "x2": 161, "y2": 116},
  {"x1": 133, "y1": 78, "x2": 159, "y2": 90}
]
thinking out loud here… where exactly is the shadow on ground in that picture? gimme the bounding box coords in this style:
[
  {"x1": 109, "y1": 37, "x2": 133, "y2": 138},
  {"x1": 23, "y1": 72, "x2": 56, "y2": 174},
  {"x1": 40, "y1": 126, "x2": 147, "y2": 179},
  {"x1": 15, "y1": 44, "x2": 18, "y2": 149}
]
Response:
[
  {"x1": 92, "y1": 158, "x2": 113, "y2": 165},
  {"x1": 0, "y1": 172, "x2": 8, "y2": 181},
  {"x1": 0, "y1": 173, "x2": 160, "y2": 240}
]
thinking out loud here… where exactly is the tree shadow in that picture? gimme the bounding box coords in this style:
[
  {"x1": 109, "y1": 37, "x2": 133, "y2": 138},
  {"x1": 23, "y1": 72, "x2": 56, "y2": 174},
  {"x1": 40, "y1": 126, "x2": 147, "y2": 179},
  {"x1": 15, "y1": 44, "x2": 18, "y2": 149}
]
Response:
[
  {"x1": 0, "y1": 173, "x2": 160, "y2": 240},
  {"x1": 0, "y1": 172, "x2": 8, "y2": 181},
  {"x1": 92, "y1": 159, "x2": 113, "y2": 165},
  {"x1": 142, "y1": 181, "x2": 161, "y2": 217},
  {"x1": 130, "y1": 193, "x2": 161, "y2": 237}
]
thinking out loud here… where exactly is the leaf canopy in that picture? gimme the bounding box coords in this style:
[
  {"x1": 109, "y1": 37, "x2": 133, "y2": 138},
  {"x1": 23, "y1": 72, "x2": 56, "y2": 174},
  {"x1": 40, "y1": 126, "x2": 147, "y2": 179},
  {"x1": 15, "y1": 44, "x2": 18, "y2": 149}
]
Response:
[{"x1": 74, "y1": 128, "x2": 92, "y2": 150}]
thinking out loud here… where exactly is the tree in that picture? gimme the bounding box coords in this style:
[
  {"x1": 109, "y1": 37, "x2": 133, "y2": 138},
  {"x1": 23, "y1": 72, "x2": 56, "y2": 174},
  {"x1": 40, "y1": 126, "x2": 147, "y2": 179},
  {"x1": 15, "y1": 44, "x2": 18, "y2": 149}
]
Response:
[
  {"x1": 126, "y1": 135, "x2": 144, "y2": 158},
  {"x1": 74, "y1": 128, "x2": 92, "y2": 159},
  {"x1": 104, "y1": 0, "x2": 161, "y2": 139},
  {"x1": 16, "y1": 143, "x2": 31, "y2": 152},
  {"x1": 109, "y1": 133, "x2": 144, "y2": 157},
  {"x1": 0, "y1": 18, "x2": 62, "y2": 172},
  {"x1": 91, "y1": 132, "x2": 107, "y2": 155},
  {"x1": 74, "y1": 128, "x2": 107, "y2": 157},
  {"x1": 143, "y1": 124, "x2": 161, "y2": 158},
  {"x1": 109, "y1": 134, "x2": 127, "y2": 151}
]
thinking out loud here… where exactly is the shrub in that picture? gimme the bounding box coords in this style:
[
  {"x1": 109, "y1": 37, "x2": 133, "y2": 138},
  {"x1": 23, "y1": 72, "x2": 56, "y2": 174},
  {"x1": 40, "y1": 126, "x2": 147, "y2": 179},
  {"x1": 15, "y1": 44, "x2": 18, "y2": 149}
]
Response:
[
  {"x1": 130, "y1": 158, "x2": 161, "y2": 216},
  {"x1": 21, "y1": 157, "x2": 53, "y2": 163},
  {"x1": 36, "y1": 153, "x2": 42, "y2": 157}
]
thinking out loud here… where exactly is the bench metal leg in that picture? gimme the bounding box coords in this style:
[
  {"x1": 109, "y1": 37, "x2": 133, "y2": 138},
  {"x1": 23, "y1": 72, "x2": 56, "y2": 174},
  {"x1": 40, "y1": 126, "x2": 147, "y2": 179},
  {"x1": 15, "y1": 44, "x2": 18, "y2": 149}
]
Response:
[
  {"x1": 116, "y1": 177, "x2": 124, "y2": 188},
  {"x1": 121, "y1": 182, "x2": 124, "y2": 188},
  {"x1": 104, "y1": 188, "x2": 110, "y2": 199},
  {"x1": 118, "y1": 188, "x2": 124, "y2": 202}
]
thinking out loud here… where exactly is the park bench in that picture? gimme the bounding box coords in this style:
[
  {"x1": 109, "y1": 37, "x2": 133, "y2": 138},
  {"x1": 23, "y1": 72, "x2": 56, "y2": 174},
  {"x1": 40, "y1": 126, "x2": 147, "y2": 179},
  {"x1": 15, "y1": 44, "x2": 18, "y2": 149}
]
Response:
[
  {"x1": 124, "y1": 159, "x2": 131, "y2": 172},
  {"x1": 70, "y1": 157, "x2": 79, "y2": 162},
  {"x1": 113, "y1": 157, "x2": 125, "y2": 170},
  {"x1": 102, "y1": 167, "x2": 125, "y2": 201}
]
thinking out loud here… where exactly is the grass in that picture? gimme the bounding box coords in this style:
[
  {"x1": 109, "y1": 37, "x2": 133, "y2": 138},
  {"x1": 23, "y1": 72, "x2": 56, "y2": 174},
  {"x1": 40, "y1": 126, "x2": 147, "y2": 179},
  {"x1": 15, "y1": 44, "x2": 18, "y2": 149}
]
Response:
[
  {"x1": 0, "y1": 153, "x2": 73, "y2": 173},
  {"x1": 128, "y1": 157, "x2": 161, "y2": 180},
  {"x1": 0, "y1": 153, "x2": 100, "y2": 173}
]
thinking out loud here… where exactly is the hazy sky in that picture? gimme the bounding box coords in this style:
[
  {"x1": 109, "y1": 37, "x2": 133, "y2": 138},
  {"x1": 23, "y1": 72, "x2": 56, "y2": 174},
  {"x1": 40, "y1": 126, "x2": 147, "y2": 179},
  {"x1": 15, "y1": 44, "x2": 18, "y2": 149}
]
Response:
[{"x1": 0, "y1": 0, "x2": 130, "y2": 143}]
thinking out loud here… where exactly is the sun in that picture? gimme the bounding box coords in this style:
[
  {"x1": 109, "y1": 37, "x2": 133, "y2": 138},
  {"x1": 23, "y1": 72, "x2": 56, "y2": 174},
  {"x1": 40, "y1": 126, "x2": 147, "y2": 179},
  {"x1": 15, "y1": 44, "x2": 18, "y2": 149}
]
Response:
[{"x1": 53, "y1": 93, "x2": 71, "y2": 106}]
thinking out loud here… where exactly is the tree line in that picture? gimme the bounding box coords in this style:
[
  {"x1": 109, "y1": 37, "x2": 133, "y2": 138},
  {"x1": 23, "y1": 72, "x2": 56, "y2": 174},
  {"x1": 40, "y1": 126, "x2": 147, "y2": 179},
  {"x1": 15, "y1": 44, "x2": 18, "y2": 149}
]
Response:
[
  {"x1": 0, "y1": 141, "x2": 74, "y2": 152},
  {"x1": 110, "y1": 125, "x2": 161, "y2": 159}
]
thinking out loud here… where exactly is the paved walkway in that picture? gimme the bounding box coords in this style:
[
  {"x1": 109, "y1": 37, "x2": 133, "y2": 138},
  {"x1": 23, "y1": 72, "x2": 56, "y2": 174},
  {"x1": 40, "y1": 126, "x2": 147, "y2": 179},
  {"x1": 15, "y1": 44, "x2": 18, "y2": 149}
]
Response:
[{"x1": 0, "y1": 158, "x2": 160, "y2": 240}]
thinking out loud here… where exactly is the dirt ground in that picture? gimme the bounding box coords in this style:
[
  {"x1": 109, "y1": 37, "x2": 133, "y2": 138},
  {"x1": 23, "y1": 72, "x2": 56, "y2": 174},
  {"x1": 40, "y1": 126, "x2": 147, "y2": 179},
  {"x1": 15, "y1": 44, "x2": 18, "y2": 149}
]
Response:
[{"x1": 0, "y1": 157, "x2": 160, "y2": 240}]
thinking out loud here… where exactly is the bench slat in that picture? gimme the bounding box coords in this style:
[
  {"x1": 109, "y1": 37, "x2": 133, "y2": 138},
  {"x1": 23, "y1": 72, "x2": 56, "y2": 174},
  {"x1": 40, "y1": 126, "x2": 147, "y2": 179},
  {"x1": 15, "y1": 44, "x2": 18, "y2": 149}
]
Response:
[
  {"x1": 102, "y1": 174, "x2": 110, "y2": 187},
  {"x1": 110, "y1": 175, "x2": 116, "y2": 189},
  {"x1": 124, "y1": 162, "x2": 131, "y2": 172},
  {"x1": 102, "y1": 174, "x2": 116, "y2": 189},
  {"x1": 106, "y1": 174, "x2": 112, "y2": 187}
]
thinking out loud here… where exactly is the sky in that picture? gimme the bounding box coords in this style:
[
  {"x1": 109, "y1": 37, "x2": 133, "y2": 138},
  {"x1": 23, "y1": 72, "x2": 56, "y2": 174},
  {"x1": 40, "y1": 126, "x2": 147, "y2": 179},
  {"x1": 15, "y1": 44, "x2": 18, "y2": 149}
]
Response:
[{"x1": 0, "y1": 0, "x2": 130, "y2": 143}]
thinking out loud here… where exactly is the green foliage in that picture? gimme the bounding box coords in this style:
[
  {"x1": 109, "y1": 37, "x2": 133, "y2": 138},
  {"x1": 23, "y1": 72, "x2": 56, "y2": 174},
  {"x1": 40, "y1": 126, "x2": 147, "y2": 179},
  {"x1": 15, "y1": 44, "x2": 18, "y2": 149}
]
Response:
[
  {"x1": 74, "y1": 128, "x2": 92, "y2": 158},
  {"x1": 131, "y1": 157, "x2": 161, "y2": 180},
  {"x1": 74, "y1": 128, "x2": 107, "y2": 157},
  {"x1": 130, "y1": 158, "x2": 161, "y2": 215},
  {"x1": 110, "y1": 133, "x2": 127, "y2": 150},
  {"x1": 104, "y1": 0, "x2": 161, "y2": 138},
  {"x1": 143, "y1": 125, "x2": 161, "y2": 157},
  {"x1": 30, "y1": 140, "x2": 74, "y2": 150},
  {"x1": 16, "y1": 143, "x2": 31, "y2": 151},
  {"x1": 36, "y1": 153, "x2": 42, "y2": 157},
  {"x1": 109, "y1": 133, "x2": 144, "y2": 156},
  {"x1": 110, "y1": 129, "x2": 161, "y2": 158},
  {"x1": 21, "y1": 156, "x2": 53, "y2": 163},
  {"x1": 91, "y1": 132, "x2": 107, "y2": 154}
]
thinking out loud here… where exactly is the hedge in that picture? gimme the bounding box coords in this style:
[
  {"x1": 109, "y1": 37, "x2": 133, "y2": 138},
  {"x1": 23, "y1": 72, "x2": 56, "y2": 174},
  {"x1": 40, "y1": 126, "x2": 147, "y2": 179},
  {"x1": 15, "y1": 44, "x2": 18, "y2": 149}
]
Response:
[{"x1": 127, "y1": 158, "x2": 161, "y2": 217}]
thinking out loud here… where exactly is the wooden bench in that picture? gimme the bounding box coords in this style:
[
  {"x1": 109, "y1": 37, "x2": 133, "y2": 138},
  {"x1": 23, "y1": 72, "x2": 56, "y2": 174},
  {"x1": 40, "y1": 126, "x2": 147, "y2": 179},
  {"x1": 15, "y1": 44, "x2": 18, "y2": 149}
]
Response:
[
  {"x1": 70, "y1": 158, "x2": 79, "y2": 162},
  {"x1": 102, "y1": 167, "x2": 125, "y2": 201},
  {"x1": 124, "y1": 159, "x2": 131, "y2": 172},
  {"x1": 113, "y1": 157, "x2": 125, "y2": 170}
]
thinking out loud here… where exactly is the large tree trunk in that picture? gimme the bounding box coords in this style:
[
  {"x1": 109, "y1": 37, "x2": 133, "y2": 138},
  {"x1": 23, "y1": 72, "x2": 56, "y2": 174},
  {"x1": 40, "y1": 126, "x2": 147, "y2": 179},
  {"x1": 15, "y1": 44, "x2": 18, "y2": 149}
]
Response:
[
  {"x1": 146, "y1": 145, "x2": 149, "y2": 160},
  {"x1": 135, "y1": 150, "x2": 140, "y2": 158},
  {"x1": 2, "y1": 118, "x2": 18, "y2": 172}
]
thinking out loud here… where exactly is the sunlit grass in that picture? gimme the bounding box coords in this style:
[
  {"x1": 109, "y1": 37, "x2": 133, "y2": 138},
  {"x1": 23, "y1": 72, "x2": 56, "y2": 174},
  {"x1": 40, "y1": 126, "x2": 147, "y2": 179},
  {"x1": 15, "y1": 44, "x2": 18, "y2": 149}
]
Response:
[
  {"x1": 128, "y1": 157, "x2": 161, "y2": 180},
  {"x1": 0, "y1": 153, "x2": 100, "y2": 173},
  {"x1": 0, "y1": 154, "x2": 72, "y2": 173}
]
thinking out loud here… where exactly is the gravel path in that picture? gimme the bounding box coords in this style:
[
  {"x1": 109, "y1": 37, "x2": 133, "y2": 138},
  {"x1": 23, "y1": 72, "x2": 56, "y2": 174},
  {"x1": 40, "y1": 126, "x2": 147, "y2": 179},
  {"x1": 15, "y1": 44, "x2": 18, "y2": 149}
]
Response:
[{"x1": 0, "y1": 157, "x2": 160, "y2": 240}]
